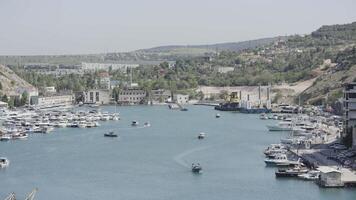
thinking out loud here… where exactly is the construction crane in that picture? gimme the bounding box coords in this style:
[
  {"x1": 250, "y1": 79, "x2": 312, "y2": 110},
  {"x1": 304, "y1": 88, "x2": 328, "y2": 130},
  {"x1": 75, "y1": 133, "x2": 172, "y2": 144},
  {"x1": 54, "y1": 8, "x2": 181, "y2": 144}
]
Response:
[
  {"x1": 24, "y1": 188, "x2": 38, "y2": 200},
  {"x1": 3, "y1": 188, "x2": 37, "y2": 200}
]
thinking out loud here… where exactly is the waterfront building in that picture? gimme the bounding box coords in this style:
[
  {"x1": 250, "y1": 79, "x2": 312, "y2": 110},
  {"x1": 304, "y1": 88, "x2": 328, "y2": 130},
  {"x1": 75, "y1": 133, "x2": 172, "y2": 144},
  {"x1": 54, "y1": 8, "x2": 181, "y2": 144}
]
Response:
[
  {"x1": 174, "y1": 94, "x2": 189, "y2": 104},
  {"x1": 83, "y1": 89, "x2": 111, "y2": 105},
  {"x1": 343, "y1": 82, "x2": 356, "y2": 148},
  {"x1": 317, "y1": 166, "x2": 343, "y2": 187},
  {"x1": 34, "y1": 94, "x2": 74, "y2": 108},
  {"x1": 118, "y1": 89, "x2": 146, "y2": 105},
  {"x1": 151, "y1": 89, "x2": 172, "y2": 103}
]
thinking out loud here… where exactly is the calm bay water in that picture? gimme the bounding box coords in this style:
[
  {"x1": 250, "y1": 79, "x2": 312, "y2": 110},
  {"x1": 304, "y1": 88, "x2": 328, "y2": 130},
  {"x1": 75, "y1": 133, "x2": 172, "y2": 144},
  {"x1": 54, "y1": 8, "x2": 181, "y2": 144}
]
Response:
[{"x1": 0, "y1": 106, "x2": 355, "y2": 199}]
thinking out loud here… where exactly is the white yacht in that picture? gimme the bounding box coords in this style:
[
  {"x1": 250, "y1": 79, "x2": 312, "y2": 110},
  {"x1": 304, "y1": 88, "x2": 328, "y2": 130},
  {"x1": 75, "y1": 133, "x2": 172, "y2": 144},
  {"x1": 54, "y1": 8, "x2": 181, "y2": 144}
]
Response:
[
  {"x1": 267, "y1": 122, "x2": 292, "y2": 131},
  {"x1": 298, "y1": 170, "x2": 320, "y2": 180},
  {"x1": 0, "y1": 157, "x2": 10, "y2": 168},
  {"x1": 264, "y1": 154, "x2": 301, "y2": 166},
  {"x1": 12, "y1": 133, "x2": 28, "y2": 140},
  {"x1": 0, "y1": 134, "x2": 12, "y2": 141},
  {"x1": 260, "y1": 113, "x2": 268, "y2": 120}
]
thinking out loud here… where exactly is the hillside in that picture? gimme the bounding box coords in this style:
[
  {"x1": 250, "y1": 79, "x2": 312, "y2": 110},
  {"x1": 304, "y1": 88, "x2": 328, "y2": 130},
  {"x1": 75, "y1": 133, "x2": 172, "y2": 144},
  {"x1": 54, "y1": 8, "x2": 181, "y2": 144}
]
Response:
[
  {"x1": 0, "y1": 37, "x2": 281, "y2": 66},
  {"x1": 137, "y1": 37, "x2": 283, "y2": 53},
  {"x1": 0, "y1": 64, "x2": 35, "y2": 97}
]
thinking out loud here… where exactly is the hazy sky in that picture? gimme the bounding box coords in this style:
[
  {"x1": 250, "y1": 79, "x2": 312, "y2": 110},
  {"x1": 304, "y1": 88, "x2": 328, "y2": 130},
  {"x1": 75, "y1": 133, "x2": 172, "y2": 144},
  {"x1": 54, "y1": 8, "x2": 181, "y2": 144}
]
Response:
[{"x1": 0, "y1": 0, "x2": 356, "y2": 55}]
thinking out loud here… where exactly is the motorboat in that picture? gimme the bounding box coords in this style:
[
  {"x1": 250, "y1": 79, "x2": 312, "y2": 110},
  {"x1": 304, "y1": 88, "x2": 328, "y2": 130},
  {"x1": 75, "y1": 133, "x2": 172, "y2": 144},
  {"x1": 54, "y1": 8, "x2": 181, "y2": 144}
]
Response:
[
  {"x1": 0, "y1": 157, "x2": 10, "y2": 168},
  {"x1": 298, "y1": 170, "x2": 320, "y2": 180},
  {"x1": 131, "y1": 121, "x2": 139, "y2": 126},
  {"x1": 264, "y1": 146, "x2": 288, "y2": 157},
  {"x1": 260, "y1": 113, "x2": 268, "y2": 120},
  {"x1": 78, "y1": 121, "x2": 87, "y2": 128},
  {"x1": 12, "y1": 132, "x2": 28, "y2": 140},
  {"x1": 216, "y1": 113, "x2": 221, "y2": 118},
  {"x1": 267, "y1": 122, "x2": 292, "y2": 131},
  {"x1": 265, "y1": 154, "x2": 302, "y2": 166},
  {"x1": 144, "y1": 122, "x2": 151, "y2": 127},
  {"x1": 275, "y1": 165, "x2": 309, "y2": 177},
  {"x1": 104, "y1": 131, "x2": 118, "y2": 137},
  {"x1": 0, "y1": 134, "x2": 12, "y2": 141},
  {"x1": 197, "y1": 132, "x2": 206, "y2": 139},
  {"x1": 191, "y1": 163, "x2": 202, "y2": 173}
]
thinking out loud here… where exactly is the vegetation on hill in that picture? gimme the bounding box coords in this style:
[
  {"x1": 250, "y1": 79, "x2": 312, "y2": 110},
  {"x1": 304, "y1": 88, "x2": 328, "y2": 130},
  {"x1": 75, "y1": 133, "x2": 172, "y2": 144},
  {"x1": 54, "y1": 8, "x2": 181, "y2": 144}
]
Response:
[{"x1": 3, "y1": 22, "x2": 356, "y2": 106}]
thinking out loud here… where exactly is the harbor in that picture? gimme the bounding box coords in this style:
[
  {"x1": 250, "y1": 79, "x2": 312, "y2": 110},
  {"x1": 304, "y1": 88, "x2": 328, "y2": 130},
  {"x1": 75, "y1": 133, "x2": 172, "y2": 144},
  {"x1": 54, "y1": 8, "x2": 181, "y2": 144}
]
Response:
[
  {"x1": 261, "y1": 108, "x2": 356, "y2": 188},
  {"x1": 1, "y1": 105, "x2": 356, "y2": 199}
]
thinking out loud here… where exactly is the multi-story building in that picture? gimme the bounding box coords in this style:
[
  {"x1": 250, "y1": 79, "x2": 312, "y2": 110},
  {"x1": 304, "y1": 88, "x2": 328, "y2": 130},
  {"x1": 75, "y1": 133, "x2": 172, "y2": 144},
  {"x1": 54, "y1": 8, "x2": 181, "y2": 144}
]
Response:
[
  {"x1": 174, "y1": 94, "x2": 189, "y2": 104},
  {"x1": 118, "y1": 89, "x2": 146, "y2": 105},
  {"x1": 81, "y1": 62, "x2": 139, "y2": 73},
  {"x1": 151, "y1": 89, "x2": 172, "y2": 103},
  {"x1": 83, "y1": 89, "x2": 111, "y2": 105},
  {"x1": 33, "y1": 94, "x2": 74, "y2": 108},
  {"x1": 343, "y1": 82, "x2": 356, "y2": 148},
  {"x1": 96, "y1": 72, "x2": 111, "y2": 89}
]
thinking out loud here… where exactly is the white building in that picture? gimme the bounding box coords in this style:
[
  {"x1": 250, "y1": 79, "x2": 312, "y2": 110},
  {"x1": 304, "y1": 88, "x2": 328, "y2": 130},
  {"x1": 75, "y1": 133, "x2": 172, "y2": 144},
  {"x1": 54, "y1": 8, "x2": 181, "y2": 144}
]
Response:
[
  {"x1": 37, "y1": 95, "x2": 73, "y2": 107},
  {"x1": 83, "y1": 89, "x2": 111, "y2": 105},
  {"x1": 81, "y1": 62, "x2": 139, "y2": 73},
  {"x1": 317, "y1": 166, "x2": 343, "y2": 187},
  {"x1": 45, "y1": 87, "x2": 56, "y2": 93},
  {"x1": 118, "y1": 89, "x2": 146, "y2": 105},
  {"x1": 174, "y1": 94, "x2": 189, "y2": 104},
  {"x1": 217, "y1": 67, "x2": 234, "y2": 73}
]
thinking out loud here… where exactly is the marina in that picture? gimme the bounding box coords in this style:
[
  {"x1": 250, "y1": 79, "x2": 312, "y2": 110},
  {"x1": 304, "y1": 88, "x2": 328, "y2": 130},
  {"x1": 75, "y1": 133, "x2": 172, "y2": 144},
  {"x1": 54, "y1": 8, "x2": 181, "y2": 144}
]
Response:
[{"x1": 1, "y1": 105, "x2": 356, "y2": 199}]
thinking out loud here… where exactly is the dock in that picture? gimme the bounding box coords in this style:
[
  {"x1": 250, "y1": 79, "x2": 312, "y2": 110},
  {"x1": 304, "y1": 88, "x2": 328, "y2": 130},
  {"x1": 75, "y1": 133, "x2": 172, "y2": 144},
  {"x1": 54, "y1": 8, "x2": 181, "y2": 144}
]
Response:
[{"x1": 289, "y1": 148, "x2": 356, "y2": 187}]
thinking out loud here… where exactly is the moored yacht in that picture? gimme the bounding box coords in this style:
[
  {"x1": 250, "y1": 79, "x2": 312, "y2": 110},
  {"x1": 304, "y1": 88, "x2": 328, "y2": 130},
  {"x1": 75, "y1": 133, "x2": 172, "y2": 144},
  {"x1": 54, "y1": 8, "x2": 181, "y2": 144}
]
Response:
[
  {"x1": 267, "y1": 121, "x2": 292, "y2": 131},
  {"x1": 260, "y1": 113, "x2": 268, "y2": 120},
  {"x1": 0, "y1": 134, "x2": 12, "y2": 141},
  {"x1": 12, "y1": 132, "x2": 28, "y2": 140},
  {"x1": 264, "y1": 154, "x2": 302, "y2": 166},
  {"x1": 275, "y1": 165, "x2": 308, "y2": 177}
]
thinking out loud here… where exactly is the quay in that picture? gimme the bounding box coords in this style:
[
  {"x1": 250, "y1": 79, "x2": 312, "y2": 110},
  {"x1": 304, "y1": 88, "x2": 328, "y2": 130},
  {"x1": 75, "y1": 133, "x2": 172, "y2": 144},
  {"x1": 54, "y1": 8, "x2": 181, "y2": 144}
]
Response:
[{"x1": 289, "y1": 148, "x2": 356, "y2": 187}]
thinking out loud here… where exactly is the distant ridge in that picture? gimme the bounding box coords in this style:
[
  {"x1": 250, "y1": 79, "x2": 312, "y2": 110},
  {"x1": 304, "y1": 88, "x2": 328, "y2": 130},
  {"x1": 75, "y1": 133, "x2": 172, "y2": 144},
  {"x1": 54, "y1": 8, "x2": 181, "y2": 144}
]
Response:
[{"x1": 136, "y1": 37, "x2": 285, "y2": 53}]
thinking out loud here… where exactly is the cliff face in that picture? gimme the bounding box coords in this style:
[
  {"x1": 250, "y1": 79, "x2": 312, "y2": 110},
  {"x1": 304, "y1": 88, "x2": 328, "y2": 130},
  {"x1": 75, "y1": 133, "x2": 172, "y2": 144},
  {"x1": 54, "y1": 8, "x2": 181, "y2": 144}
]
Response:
[{"x1": 0, "y1": 64, "x2": 36, "y2": 96}]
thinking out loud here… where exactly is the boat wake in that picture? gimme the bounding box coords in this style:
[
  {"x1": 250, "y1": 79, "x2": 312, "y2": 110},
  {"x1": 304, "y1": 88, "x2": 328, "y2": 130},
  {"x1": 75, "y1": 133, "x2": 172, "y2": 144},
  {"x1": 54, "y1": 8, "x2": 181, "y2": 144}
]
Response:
[{"x1": 173, "y1": 145, "x2": 212, "y2": 168}]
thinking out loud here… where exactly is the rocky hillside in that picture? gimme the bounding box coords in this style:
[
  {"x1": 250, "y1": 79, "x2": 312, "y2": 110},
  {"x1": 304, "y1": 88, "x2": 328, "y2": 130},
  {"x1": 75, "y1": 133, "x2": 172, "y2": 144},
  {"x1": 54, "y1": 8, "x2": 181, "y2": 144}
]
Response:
[{"x1": 0, "y1": 64, "x2": 34, "y2": 96}]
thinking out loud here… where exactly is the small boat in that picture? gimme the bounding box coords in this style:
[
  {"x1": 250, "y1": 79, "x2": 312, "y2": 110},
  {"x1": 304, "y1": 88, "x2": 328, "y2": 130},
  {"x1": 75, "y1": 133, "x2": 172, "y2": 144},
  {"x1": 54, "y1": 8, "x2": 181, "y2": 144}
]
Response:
[
  {"x1": 144, "y1": 122, "x2": 151, "y2": 127},
  {"x1": 267, "y1": 122, "x2": 293, "y2": 131},
  {"x1": 131, "y1": 121, "x2": 139, "y2": 126},
  {"x1": 260, "y1": 113, "x2": 268, "y2": 120},
  {"x1": 275, "y1": 166, "x2": 309, "y2": 177},
  {"x1": 180, "y1": 108, "x2": 188, "y2": 111},
  {"x1": 12, "y1": 133, "x2": 28, "y2": 140},
  {"x1": 0, "y1": 135, "x2": 12, "y2": 141},
  {"x1": 216, "y1": 113, "x2": 221, "y2": 118},
  {"x1": 197, "y1": 132, "x2": 206, "y2": 139},
  {"x1": 0, "y1": 157, "x2": 10, "y2": 168},
  {"x1": 191, "y1": 163, "x2": 202, "y2": 173},
  {"x1": 265, "y1": 154, "x2": 302, "y2": 167},
  {"x1": 298, "y1": 170, "x2": 320, "y2": 180},
  {"x1": 104, "y1": 131, "x2": 118, "y2": 137}
]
